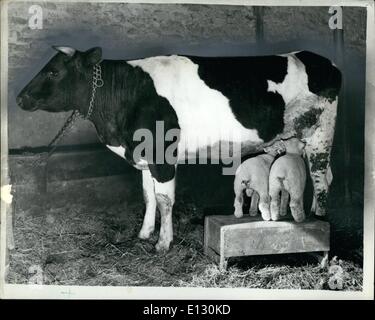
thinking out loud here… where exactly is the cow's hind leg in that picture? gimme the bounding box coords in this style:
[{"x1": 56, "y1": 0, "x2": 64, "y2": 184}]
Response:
[
  {"x1": 138, "y1": 169, "x2": 157, "y2": 240},
  {"x1": 308, "y1": 164, "x2": 329, "y2": 216},
  {"x1": 304, "y1": 98, "x2": 337, "y2": 217},
  {"x1": 310, "y1": 165, "x2": 333, "y2": 214},
  {"x1": 149, "y1": 164, "x2": 176, "y2": 252},
  {"x1": 305, "y1": 139, "x2": 334, "y2": 217}
]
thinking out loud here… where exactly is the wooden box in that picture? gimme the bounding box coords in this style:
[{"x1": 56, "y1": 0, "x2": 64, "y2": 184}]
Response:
[{"x1": 204, "y1": 215, "x2": 330, "y2": 270}]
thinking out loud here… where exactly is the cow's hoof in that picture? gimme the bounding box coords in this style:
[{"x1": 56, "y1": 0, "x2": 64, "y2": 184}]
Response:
[
  {"x1": 315, "y1": 207, "x2": 327, "y2": 217},
  {"x1": 155, "y1": 241, "x2": 171, "y2": 253},
  {"x1": 138, "y1": 228, "x2": 154, "y2": 240}
]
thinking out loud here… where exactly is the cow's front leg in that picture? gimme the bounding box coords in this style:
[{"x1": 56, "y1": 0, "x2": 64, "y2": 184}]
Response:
[
  {"x1": 149, "y1": 164, "x2": 177, "y2": 252},
  {"x1": 138, "y1": 169, "x2": 157, "y2": 240},
  {"x1": 154, "y1": 177, "x2": 175, "y2": 252}
]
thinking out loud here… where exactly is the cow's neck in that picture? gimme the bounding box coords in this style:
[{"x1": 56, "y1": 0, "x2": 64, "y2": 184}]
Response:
[
  {"x1": 78, "y1": 60, "x2": 132, "y2": 146},
  {"x1": 76, "y1": 60, "x2": 127, "y2": 116}
]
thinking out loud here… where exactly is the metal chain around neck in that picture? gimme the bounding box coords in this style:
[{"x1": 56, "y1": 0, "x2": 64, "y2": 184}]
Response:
[
  {"x1": 84, "y1": 63, "x2": 104, "y2": 119},
  {"x1": 27, "y1": 63, "x2": 104, "y2": 167},
  {"x1": 28, "y1": 109, "x2": 81, "y2": 167}
]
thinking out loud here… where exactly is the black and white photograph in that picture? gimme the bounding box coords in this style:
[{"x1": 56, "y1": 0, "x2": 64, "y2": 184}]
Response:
[{"x1": 0, "y1": 0, "x2": 374, "y2": 300}]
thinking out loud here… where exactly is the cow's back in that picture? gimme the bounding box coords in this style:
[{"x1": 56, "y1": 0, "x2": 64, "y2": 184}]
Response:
[
  {"x1": 128, "y1": 55, "x2": 265, "y2": 154},
  {"x1": 126, "y1": 51, "x2": 340, "y2": 159}
]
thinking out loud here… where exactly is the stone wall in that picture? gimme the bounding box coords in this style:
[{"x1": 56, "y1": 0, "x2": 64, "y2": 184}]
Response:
[
  {"x1": 264, "y1": 6, "x2": 366, "y2": 53},
  {"x1": 7, "y1": 2, "x2": 367, "y2": 149}
]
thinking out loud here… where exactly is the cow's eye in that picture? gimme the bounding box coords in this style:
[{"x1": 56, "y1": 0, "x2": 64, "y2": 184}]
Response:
[{"x1": 48, "y1": 70, "x2": 59, "y2": 78}]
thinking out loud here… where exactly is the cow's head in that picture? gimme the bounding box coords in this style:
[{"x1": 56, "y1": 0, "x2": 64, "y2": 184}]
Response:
[{"x1": 16, "y1": 46, "x2": 102, "y2": 113}]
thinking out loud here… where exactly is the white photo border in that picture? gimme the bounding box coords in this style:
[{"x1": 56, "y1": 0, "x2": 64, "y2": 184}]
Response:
[{"x1": 0, "y1": 0, "x2": 374, "y2": 300}]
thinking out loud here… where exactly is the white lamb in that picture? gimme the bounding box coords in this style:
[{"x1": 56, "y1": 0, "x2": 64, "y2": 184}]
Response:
[
  {"x1": 269, "y1": 138, "x2": 307, "y2": 222},
  {"x1": 233, "y1": 138, "x2": 306, "y2": 222},
  {"x1": 233, "y1": 141, "x2": 285, "y2": 221}
]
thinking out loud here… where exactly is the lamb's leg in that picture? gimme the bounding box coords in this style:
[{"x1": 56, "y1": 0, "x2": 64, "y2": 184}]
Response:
[
  {"x1": 280, "y1": 189, "x2": 289, "y2": 217},
  {"x1": 269, "y1": 177, "x2": 282, "y2": 221},
  {"x1": 234, "y1": 175, "x2": 245, "y2": 218},
  {"x1": 249, "y1": 191, "x2": 259, "y2": 216},
  {"x1": 258, "y1": 190, "x2": 271, "y2": 221},
  {"x1": 245, "y1": 187, "x2": 254, "y2": 197},
  {"x1": 290, "y1": 196, "x2": 306, "y2": 222}
]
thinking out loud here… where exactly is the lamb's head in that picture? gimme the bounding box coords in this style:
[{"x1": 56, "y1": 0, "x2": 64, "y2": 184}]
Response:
[{"x1": 283, "y1": 137, "x2": 306, "y2": 155}]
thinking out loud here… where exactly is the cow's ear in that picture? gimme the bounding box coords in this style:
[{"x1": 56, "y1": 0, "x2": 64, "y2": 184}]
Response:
[
  {"x1": 52, "y1": 46, "x2": 76, "y2": 57},
  {"x1": 84, "y1": 47, "x2": 102, "y2": 66}
]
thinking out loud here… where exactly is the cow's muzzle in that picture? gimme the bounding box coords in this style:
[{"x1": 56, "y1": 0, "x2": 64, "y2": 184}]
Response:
[{"x1": 16, "y1": 94, "x2": 38, "y2": 111}]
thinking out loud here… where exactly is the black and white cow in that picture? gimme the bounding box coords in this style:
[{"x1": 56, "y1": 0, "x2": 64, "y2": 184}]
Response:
[{"x1": 17, "y1": 46, "x2": 341, "y2": 251}]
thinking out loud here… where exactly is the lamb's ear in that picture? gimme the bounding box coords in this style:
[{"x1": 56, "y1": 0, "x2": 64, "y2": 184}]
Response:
[
  {"x1": 52, "y1": 46, "x2": 76, "y2": 57},
  {"x1": 263, "y1": 146, "x2": 277, "y2": 157},
  {"x1": 264, "y1": 140, "x2": 286, "y2": 156},
  {"x1": 263, "y1": 146, "x2": 272, "y2": 154},
  {"x1": 84, "y1": 47, "x2": 102, "y2": 65}
]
